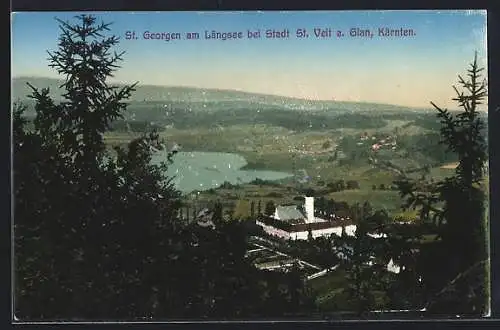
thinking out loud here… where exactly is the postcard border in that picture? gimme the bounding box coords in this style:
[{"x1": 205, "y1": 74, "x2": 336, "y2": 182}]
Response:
[{"x1": 7, "y1": 0, "x2": 500, "y2": 328}]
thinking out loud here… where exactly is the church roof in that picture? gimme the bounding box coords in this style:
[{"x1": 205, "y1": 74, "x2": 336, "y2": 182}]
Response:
[{"x1": 275, "y1": 205, "x2": 305, "y2": 223}]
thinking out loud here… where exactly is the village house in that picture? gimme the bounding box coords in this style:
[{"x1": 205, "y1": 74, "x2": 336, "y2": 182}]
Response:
[{"x1": 371, "y1": 134, "x2": 398, "y2": 151}]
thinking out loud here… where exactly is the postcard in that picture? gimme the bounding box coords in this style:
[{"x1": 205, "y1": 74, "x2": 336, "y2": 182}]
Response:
[{"x1": 11, "y1": 10, "x2": 489, "y2": 321}]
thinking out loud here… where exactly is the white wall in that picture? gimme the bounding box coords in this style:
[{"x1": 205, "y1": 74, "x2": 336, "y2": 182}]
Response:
[
  {"x1": 257, "y1": 222, "x2": 357, "y2": 241},
  {"x1": 288, "y1": 224, "x2": 357, "y2": 240},
  {"x1": 289, "y1": 231, "x2": 310, "y2": 240}
]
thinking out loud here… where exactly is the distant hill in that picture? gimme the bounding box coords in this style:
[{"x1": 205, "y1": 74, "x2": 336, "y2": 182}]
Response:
[
  {"x1": 12, "y1": 76, "x2": 430, "y2": 114},
  {"x1": 12, "y1": 76, "x2": 488, "y2": 135}
]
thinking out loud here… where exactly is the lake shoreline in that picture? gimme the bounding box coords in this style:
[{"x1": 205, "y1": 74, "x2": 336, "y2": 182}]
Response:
[{"x1": 152, "y1": 151, "x2": 293, "y2": 194}]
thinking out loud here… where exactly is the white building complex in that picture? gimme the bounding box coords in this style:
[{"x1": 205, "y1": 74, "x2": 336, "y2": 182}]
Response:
[
  {"x1": 256, "y1": 196, "x2": 357, "y2": 241},
  {"x1": 255, "y1": 197, "x2": 402, "y2": 274}
]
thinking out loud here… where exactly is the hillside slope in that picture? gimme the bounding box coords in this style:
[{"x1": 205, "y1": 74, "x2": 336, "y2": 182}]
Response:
[{"x1": 12, "y1": 76, "x2": 428, "y2": 113}]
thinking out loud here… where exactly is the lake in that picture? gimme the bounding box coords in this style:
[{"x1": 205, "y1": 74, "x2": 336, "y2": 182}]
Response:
[{"x1": 150, "y1": 151, "x2": 292, "y2": 193}]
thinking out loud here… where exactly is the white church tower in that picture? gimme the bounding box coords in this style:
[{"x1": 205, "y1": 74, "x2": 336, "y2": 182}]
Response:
[{"x1": 304, "y1": 196, "x2": 315, "y2": 223}]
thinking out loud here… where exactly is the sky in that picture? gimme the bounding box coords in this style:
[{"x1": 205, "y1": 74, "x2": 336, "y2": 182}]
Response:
[{"x1": 11, "y1": 10, "x2": 487, "y2": 109}]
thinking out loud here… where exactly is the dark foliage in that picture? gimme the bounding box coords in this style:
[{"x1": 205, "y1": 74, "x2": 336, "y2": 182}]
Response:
[
  {"x1": 264, "y1": 200, "x2": 276, "y2": 216},
  {"x1": 13, "y1": 14, "x2": 316, "y2": 321}
]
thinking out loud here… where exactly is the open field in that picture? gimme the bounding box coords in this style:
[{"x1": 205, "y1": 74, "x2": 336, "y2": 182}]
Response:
[{"x1": 328, "y1": 190, "x2": 403, "y2": 214}]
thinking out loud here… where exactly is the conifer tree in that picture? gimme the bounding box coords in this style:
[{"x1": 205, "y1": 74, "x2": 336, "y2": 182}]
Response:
[
  {"x1": 265, "y1": 200, "x2": 276, "y2": 216},
  {"x1": 395, "y1": 53, "x2": 488, "y2": 315},
  {"x1": 14, "y1": 14, "x2": 181, "y2": 320}
]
